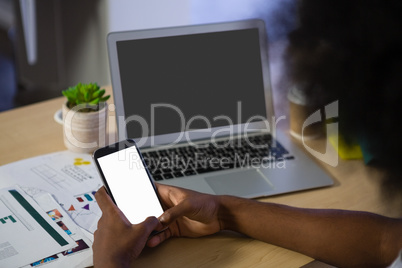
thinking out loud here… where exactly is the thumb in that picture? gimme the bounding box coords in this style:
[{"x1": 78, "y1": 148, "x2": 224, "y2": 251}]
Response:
[
  {"x1": 159, "y1": 199, "x2": 193, "y2": 226},
  {"x1": 95, "y1": 187, "x2": 115, "y2": 213},
  {"x1": 140, "y1": 216, "x2": 162, "y2": 235}
]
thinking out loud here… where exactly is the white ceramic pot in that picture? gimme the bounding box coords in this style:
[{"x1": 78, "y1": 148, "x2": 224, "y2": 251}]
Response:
[{"x1": 62, "y1": 102, "x2": 107, "y2": 153}]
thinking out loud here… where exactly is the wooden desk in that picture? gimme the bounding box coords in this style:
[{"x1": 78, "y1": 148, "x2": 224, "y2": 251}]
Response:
[{"x1": 0, "y1": 87, "x2": 398, "y2": 267}]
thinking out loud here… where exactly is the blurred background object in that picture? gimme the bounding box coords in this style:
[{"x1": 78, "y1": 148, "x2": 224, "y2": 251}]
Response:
[
  {"x1": 0, "y1": 0, "x2": 16, "y2": 112},
  {"x1": 0, "y1": 0, "x2": 296, "y2": 115},
  {"x1": 0, "y1": 0, "x2": 109, "y2": 112},
  {"x1": 13, "y1": 0, "x2": 109, "y2": 108}
]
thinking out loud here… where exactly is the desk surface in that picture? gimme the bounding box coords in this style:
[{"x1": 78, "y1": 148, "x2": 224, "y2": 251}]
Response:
[{"x1": 0, "y1": 87, "x2": 398, "y2": 267}]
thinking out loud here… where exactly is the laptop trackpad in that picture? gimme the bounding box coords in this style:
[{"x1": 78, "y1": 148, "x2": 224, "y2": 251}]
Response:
[{"x1": 204, "y1": 169, "x2": 273, "y2": 197}]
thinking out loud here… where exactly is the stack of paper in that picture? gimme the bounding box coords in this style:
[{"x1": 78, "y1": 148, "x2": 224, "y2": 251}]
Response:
[
  {"x1": 0, "y1": 186, "x2": 93, "y2": 267},
  {"x1": 0, "y1": 151, "x2": 104, "y2": 267}
]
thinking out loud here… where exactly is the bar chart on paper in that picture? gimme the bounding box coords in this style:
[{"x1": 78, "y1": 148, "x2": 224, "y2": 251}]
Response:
[
  {"x1": 0, "y1": 151, "x2": 104, "y2": 233},
  {"x1": 0, "y1": 215, "x2": 17, "y2": 224},
  {"x1": 74, "y1": 191, "x2": 97, "y2": 211}
]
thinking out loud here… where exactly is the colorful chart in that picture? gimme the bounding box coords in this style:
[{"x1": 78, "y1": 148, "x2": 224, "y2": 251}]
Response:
[{"x1": 75, "y1": 190, "x2": 96, "y2": 203}]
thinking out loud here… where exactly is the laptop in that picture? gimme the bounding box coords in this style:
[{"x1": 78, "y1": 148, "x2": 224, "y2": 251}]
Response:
[{"x1": 107, "y1": 19, "x2": 334, "y2": 198}]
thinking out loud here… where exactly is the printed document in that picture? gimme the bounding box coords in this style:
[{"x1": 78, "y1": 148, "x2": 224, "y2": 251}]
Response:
[{"x1": 0, "y1": 186, "x2": 76, "y2": 267}]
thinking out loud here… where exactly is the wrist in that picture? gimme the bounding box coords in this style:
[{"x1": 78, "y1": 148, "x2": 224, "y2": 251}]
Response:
[{"x1": 216, "y1": 195, "x2": 242, "y2": 232}]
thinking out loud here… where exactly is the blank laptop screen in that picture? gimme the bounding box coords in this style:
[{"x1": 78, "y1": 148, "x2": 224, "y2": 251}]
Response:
[{"x1": 116, "y1": 28, "x2": 267, "y2": 139}]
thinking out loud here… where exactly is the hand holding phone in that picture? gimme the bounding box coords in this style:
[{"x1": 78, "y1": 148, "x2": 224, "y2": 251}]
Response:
[{"x1": 93, "y1": 139, "x2": 164, "y2": 224}]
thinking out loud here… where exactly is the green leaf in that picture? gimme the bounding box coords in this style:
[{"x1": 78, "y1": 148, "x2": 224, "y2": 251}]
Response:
[
  {"x1": 84, "y1": 91, "x2": 90, "y2": 102},
  {"x1": 99, "y1": 89, "x2": 105, "y2": 97},
  {"x1": 93, "y1": 89, "x2": 105, "y2": 99},
  {"x1": 62, "y1": 82, "x2": 109, "y2": 108},
  {"x1": 100, "y1": 95, "x2": 110, "y2": 102},
  {"x1": 78, "y1": 83, "x2": 84, "y2": 95},
  {"x1": 69, "y1": 91, "x2": 76, "y2": 99},
  {"x1": 92, "y1": 90, "x2": 100, "y2": 99},
  {"x1": 89, "y1": 98, "x2": 100, "y2": 105}
]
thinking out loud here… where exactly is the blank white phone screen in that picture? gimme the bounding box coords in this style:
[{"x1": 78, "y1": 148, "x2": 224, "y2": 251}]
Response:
[{"x1": 97, "y1": 146, "x2": 163, "y2": 224}]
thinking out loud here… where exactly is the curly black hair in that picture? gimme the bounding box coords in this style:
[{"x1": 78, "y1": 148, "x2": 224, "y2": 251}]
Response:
[{"x1": 287, "y1": 0, "x2": 402, "y2": 196}]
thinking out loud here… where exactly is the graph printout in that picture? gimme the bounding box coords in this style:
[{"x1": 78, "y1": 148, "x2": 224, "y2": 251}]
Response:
[
  {"x1": 0, "y1": 186, "x2": 76, "y2": 267},
  {"x1": 0, "y1": 151, "x2": 103, "y2": 233}
]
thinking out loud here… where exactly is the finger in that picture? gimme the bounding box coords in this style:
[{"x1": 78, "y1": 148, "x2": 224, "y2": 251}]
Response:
[
  {"x1": 156, "y1": 184, "x2": 191, "y2": 206},
  {"x1": 154, "y1": 183, "x2": 170, "y2": 200},
  {"x1": 95, "y1": 187, "x2": 116, "y2": 213},
  {"x1": 155, "y1": 184, "x2": 178, "y2": 209},
  {"x1": 159, "y1": 199, "x2": 193, "y2": 226},
  {"x1": 138, "y1": 217, "x2": 162, "y2": 237},
  {"x1": 157, "y1": 183, "x2": 190, "y2": 196},
  {"x1": 144, "y1": 217, "x2": 162, "y2": 231},
  {"x1": 156, "y1": 183, "x2": 188, "y2": 198},
  {"x1": 154, "y1": 182, "x2": 161, "y2": 190},
  {"x1": 147, "y1": 227, "x2": 173, "y2": 247}
]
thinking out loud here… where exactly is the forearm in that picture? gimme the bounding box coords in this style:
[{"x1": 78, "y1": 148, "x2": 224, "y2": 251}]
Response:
[{"x1": 217, "y1": 195, "x2": 402, "y2": 267}]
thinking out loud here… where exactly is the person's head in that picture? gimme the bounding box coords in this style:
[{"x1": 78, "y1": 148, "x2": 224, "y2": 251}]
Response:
[{"x1": 287, "y1": 0, "x2": 402, "y2": 196}]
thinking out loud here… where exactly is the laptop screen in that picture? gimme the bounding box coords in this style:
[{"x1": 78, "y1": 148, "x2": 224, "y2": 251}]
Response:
[{"x1": 116, "y1": 28, "x2": 268, "y2": 139}]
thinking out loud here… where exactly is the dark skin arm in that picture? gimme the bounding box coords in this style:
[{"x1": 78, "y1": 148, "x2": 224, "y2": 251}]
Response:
[{"x1": 149, "y1": 184, "x2": 402, "y2": 268}]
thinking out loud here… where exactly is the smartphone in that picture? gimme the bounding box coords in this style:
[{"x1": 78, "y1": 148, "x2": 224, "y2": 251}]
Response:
[{"x1": 93, "y1": 139, "x2": 164, "y2": 224}]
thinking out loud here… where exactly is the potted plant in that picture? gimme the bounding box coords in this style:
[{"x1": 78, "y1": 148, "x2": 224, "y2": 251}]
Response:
[{"x1": 62, "y1": 82, "x2": 110, "y2": 153}]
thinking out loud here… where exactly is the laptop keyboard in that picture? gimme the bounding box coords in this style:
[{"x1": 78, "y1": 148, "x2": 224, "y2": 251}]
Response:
[{"x1": 141, "y1": 134, "x2": 294, "y2": 181}]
